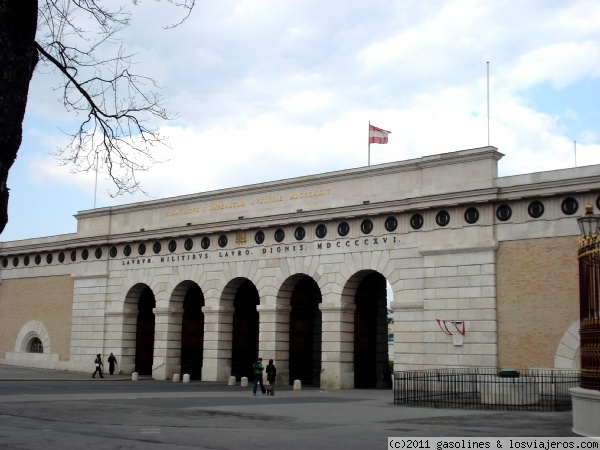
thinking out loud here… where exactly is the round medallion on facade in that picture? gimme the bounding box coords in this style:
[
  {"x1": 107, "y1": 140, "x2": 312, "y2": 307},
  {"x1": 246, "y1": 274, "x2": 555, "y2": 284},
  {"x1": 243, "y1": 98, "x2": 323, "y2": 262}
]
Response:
[
  {"x1": 361, "y1": 219, "x2": 373, "y2": 234},
  {"x1": 410, "y1": 213, "x2": 424, "y2": 230},
  {"x1": 138, "y1": 243, "x2": 146, "y2": 256},
  {"x1": 70, "y1": 250, "x2": 77, "y2": 262},
  {"x1": 35, "y1": 254, "x2": 42, "y2": 265},
  {"x1": 46, "y1": 253, "x2": 53, "y2": 264},
  {"x1": 109, "y1": 246, "x2": 118, "y2": 258},
  {"x1": 464, "y1": 207, "x2": 479, "y2": 224},
  {"x1": 153, "y1": 241, "x2": 162, "y2": 254},
  {"x1": 201, "y1": 237, "x2": 210, "y2": 249},
  {"x1": 168, "y1": 240, "x2": 177, "y2": 253},
  {"x1": 496, "y1": 204, "x2": 512, "y2": 222},
  {"x1": 218, "y1": 234, "x2": 228, "y2": 248},
  {"x1": 316, "y1": 224, "x2": 327, "y2": 239},
  {"x1": 123, "y1": 245, "x2": 131, "y2": 257},
  {"x1": 2, "y1": 258, "x2": 7, "y2": 268},
  {"x1": 95, "y1": 248, "x2": 102, "y2": 259},
  {"x1": 58, "y1": 252, "x2": 65, "y2": 263},
  {"x1": 436, "y1": 210, "x2": 450, "y2": 227},
  {"x1": 12, "y1": 257, "x2": 19, "y2": 267},
  {"x1": 24, "y1": 255, "x2": 30, "y2": 266},
  {"x1": 184, "y1": 238, "x2": 193, "y2": 251},
  {"x1": 274, "y1": 228, "x2": 285, "y2": 243},
  {"x1": 337, "y1": 221, "x2": 350, "y2": 237},
  {"x1": 561, "y1": 197, "x2": 579, "y2": 215},
  {"x1": 294, "y1": 226, "x2": 305, "y2": 241},
  {"x1": 254, "y1": 230, "x2": 265, "y2": 245},
  {"x1": 385, "y1": 216, "x2": 398, "y2": 232},
  {"x1": 596, "y1": 195, "x2": 600, "y2": 212},
  {"x1": 528, "y1": 200, "x2": 544, "y2": 218}
]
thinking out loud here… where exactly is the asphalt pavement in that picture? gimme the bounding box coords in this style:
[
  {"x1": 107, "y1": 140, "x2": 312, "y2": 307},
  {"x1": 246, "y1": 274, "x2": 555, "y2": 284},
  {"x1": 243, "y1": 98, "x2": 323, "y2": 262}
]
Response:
[{"x1": 0, "y1": 363, "x2": 580, "y2": 450}]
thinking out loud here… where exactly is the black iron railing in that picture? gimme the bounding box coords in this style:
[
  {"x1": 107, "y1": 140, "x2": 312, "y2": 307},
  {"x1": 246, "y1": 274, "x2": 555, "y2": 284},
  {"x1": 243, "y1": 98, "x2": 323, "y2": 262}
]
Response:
[{"x1": 393, "y1": 368, "x2": 579, "y2": 411}]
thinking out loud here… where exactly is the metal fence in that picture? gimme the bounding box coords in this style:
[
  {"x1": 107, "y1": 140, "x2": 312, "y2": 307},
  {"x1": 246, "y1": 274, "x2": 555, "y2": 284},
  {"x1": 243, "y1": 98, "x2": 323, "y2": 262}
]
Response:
[{"x1": 393, "y1": 368, "x2": 580, "y2": 411}]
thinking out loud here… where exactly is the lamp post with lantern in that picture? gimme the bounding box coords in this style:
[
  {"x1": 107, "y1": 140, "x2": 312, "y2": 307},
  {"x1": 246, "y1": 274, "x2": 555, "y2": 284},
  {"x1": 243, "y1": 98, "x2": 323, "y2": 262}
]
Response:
[{"x1": 576, "y1": 203, "x2": 600, "y2": 390}]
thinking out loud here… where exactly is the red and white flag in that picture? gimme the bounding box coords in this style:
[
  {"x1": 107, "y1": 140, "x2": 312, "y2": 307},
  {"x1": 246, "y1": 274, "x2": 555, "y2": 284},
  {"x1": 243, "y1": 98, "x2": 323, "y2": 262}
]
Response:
[{"x1": 369, "y1": 124, "x2": 391, "y2": 144}]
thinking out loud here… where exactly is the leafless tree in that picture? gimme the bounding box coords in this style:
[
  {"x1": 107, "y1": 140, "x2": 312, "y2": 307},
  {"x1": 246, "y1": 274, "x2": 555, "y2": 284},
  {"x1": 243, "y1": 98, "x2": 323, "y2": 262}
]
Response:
[{"x1": 0, "y1": 0, "x2": 194, "y2": 235}]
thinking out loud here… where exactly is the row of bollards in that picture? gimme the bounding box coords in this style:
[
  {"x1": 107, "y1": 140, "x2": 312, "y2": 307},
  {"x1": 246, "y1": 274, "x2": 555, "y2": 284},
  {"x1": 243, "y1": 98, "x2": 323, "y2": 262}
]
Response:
[{"x1": 132, "y1": 372, "x2": 302, "y2": 390}]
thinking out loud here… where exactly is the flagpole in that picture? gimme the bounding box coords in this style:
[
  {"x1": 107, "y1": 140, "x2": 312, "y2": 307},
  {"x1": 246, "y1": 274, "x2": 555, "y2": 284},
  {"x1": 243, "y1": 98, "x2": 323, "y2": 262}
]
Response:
[
  {"x1": 94, "y1": 150, "x2": 98, "y2": 208},
  {"x1": 368, "y1": 121, "x2": 371, "y2": 166},
  {"x1": 487, "y1": 61, "x2": 490, "y2": 146}
]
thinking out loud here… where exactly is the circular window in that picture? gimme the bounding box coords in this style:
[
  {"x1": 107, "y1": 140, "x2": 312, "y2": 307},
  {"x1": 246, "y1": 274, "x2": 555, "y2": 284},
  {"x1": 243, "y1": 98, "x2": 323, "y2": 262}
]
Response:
[
  {"x1": 274, "y1": 228, "x2": 285, "y2": 243},
  {"x1": 138, "y1": 243, "x2": 146, "y2": 256},
  {"x1": 24, "y1": 255, "x2": 30, "y2": 266},
  {"x1": 152, "y1": 242, "x2": 162, "y2": 254},
  {"x1": 95, "y1": 248, "x2": 102, "y2": 259},
  {"x1": 410, "y1": 213, "x2": 424, "y2": 230},
  {"x1": 316, "y1": 224, "x2": 327, "y2": 239},
  {"x1": 12, "y1": 257, "x2": 19, "y2": 267},
  {"x1": 58, "y1": 252, "x2": 65, "y2": 263},
  {"x1": 218, "y1": 234, "x2": 228, "y2": 248},
  {"x1": 46, "y1": 253, "x2": 53, "y2": 264},
  {"x1": 496, "y1": 204, "x2": 512, "y2": 222},
  {"x1": 184, "y1": 238, "x2": 193, "y2": 251},
  {"x1": 361, "y1": 219, "x2": 373, "y2": 234},
  {"x1": 168, "y1": 240, "x2": 177, "y2": 252},
  {"x1": 82, "y1": 249, "x2": 89, "y2": 260},
  {"x1": 385, "y1": 216, "x2": 398, "y2": 232},
  {"x1": 255, "y1": 231, "x2": 265, "y2": 245},
  {"x1": 464, "y1": 207, "x2": 479, "y2": 224},
  {"x1": 35, "y1": 254, "x2": 42, "y2": 265},
  {"x1": 70, "y1": 250, "x2": 77, "y2": 262},
  {"x1": 337, "y1": 221, "x2": 350, "y2": 237},
  {"x1": 2, "y1": 258, "x2": 8, "y2": 268},
  {"x1": 123, "y1": 245, "x2": 131, "y2": 257},
  {"x1": 436, "y1": 210, "x2": 450, "y2": 227},
  {"x1": 110, "y1": 246, "x2": 118, "y2": 258},
  {"x1": 201, "y1": 237, "x2": 210, "y2": 249},
  {"x1": 294, "y1": 226, "x2": 305, "y2": 241},
  {"x1": 596, "y1": 195, "x2": 600, "y2": 212},
  {"x1": 561, "y1": 197, "x2": 579, "y2": 216},
  {"x1": 528, "y1": 200, "x2": 544, "y2": 218}
]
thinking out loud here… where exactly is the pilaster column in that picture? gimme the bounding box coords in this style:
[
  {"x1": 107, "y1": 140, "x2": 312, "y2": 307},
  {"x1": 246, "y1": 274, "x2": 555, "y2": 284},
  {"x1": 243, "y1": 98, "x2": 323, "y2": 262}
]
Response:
[
  {"x1": 319, "y1": 302, "x2": 356, "y2": 389},
  {"x1": 257, "y1": 303, "x2": 291, "y2": 385},
  {"x1": 201, "y1": 305, "x2": 234, "y2": 381},
  {"x1": 105, "y1": 308, "x2": 137, "y2": 374},
  {"x1": 152, "y1": 307, "x2": 184, "y2": 380}
]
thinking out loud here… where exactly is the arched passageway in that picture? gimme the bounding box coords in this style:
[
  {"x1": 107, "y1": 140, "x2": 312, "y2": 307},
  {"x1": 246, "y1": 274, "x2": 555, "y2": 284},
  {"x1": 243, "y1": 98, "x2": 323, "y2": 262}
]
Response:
[
  {"x1": 354, "y1": 272, "x2": 388, "y2": 388},
  {"x1": 135, "y1": 286, "x2": 156, "y2": 375},
  {"x1": 231, "y1": 280, "x2": 259, "y2": 380},
  {"x1": 181, "y1": 283, "x2": 205, "y2": 380},
  {"x1": 289, "y1": 276, "x2": 322, "y2": 385}
]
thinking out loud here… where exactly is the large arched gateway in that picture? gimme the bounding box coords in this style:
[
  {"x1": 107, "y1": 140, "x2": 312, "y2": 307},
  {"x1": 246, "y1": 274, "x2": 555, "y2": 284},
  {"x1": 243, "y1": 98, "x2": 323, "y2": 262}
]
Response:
[{"x1": 0, "y1": 147, "x2": 596, "y2": 388}]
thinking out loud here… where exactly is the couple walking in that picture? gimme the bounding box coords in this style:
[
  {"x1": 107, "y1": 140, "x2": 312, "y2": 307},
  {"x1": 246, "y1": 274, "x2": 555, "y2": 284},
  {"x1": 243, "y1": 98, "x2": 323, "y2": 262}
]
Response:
[{"x1": 252, "y1": 357, "x2": 276, "y2": 396}]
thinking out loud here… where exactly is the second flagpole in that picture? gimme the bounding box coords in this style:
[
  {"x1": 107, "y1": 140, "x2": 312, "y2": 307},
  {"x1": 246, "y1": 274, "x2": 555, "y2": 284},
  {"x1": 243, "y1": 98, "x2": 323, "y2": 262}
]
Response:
[{"x1": 368, "y1": 121, "x2": 371, "y2": 166}]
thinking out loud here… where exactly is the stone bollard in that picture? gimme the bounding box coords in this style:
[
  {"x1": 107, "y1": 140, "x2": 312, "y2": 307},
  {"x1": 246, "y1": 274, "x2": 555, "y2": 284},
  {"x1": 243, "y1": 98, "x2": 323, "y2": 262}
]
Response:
[
  {"x1": 241, "y1": 376, "x2": 248, "y2": 387},
  {"x1": 173, "y1": 374, "x2": 180, "y2": 382},
  {"x1": 132, "y1": 372, "x2": 139, "y2": 381},
  {"x1": 228, "y1": 376, "x2": 236, "y2": 386},
  {"x1": 182, "y1": 374, "x2": 190, "y2": 383},
  {"x1": 293, "y1": 379, "x2": 302, "y2": 391}
]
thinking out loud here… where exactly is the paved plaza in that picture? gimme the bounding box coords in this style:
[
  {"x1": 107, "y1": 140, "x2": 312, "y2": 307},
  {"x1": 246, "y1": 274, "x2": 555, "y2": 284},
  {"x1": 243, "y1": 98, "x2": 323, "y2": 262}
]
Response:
[{"x1": 0, "y1": 364, "x2": 579, "y2": 449}]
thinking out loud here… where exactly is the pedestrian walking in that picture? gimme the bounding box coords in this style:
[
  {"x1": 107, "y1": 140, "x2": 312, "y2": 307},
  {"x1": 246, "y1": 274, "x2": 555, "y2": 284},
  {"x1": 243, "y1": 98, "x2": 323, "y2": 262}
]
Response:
[
  {"x1": 252, "y1": 357, "x2": 266, "y2": 395},
  {"x1": 108, "y1": 353, "x2": 117, "y2": 375},
  {"x1": 92, "y1": 354, "x2": 104, "y2": 378},
  {"x1": 266, "y1": 359, "x2": 276, "y2": 396}
]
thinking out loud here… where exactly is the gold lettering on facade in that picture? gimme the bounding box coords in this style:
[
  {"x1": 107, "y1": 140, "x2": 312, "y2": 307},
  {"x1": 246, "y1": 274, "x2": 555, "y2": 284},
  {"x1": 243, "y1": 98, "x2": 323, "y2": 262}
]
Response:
[
  {"x1": 164, "y1": 207, "x2": 200, "y2": 217},
  {"x1": 210, "y1": 201, "x2": 246, "y2": 210},
  {"x1": 289, "y1": 188, "x2": 331, "y2": 200},
  {"x1": 235, "y1": 233, "x2": 247, "y2": 245},
  {"x1": 250, "y1": 195, "x2": 283, "y2": 205}
]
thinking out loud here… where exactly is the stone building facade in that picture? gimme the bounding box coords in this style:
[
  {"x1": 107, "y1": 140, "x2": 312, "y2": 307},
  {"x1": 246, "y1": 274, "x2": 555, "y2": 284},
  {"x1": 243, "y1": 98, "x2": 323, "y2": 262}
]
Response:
[{"x1": 0, "y1": 147, "x2": 595, "y2": 389}]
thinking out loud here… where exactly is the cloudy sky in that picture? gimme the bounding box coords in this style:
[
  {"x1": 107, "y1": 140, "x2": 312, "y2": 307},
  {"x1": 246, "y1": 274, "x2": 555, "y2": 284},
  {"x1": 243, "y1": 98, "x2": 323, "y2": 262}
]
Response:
[{"x1": 4, "y1": 0, "x2": 600, "y2": 241}]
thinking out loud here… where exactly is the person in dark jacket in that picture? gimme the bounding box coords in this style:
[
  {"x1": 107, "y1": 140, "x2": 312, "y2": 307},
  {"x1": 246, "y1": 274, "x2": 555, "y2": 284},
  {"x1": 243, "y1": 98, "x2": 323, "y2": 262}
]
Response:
[
  {"x1": 266, "y1": 359, "x2": 276, "y2": 396},
  {"x1": 92, "y1": 354, "x2": 104, "y2": 378},
  {"x1": 252, "y1": 357, "x2": 266, "y2": 395},
  {"x1": 107, "y1": 353, "x2": 117, "y2": 375}
]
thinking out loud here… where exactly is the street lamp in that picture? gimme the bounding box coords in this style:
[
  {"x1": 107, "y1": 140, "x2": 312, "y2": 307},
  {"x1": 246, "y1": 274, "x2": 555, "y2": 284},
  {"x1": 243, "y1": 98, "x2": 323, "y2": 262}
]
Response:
[{"x1": 576, "y1": 203, "x2": 600, "y2": 391}]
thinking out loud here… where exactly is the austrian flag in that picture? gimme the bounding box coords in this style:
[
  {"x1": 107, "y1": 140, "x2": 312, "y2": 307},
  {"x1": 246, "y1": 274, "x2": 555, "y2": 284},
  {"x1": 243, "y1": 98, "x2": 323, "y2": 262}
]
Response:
[{"x1": 369, "y1": 124, "x2": 391, "y2": 144}]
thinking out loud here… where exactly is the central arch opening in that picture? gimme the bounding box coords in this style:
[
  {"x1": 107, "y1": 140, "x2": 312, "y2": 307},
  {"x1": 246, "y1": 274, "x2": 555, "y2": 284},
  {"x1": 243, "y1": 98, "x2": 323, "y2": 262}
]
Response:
[
  {"x1": 180, "y1": 283, "x2": 205, "y2": 380},
  {"x1": 135, "y1": 286, "x2": 156, "y2": 375},
  {"x1": 231, "y1": 280, "x2": 259, "y2": 380}
]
